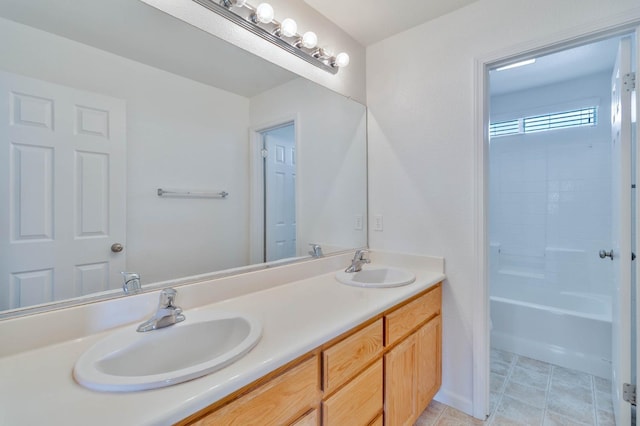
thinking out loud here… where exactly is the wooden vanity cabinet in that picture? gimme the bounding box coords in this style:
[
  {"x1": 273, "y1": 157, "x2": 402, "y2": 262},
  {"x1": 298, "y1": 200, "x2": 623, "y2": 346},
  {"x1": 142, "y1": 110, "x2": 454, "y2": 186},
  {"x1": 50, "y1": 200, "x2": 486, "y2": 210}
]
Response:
[
  {"x1": 384, "y1": 286, "x2": 442, "y2": 426},
  {"x1": 179, "y1": 283, "x2": 441, "y2": 426}
]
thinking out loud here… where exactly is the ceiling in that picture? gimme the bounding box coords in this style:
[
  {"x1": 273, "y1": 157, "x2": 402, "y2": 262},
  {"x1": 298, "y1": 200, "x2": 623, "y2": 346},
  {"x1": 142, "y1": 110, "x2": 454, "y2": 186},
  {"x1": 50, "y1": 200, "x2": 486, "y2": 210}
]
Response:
[
  {"x1": 304, "y1": 0, "x2": 622, "y2": 96},
  {"x1": 490, "y1": 37, "x2": 621, "y2": 95},
  {"x1": 304, "y1": 0, "x2": 481, "y2": 46},
  {"x1": 1, "y1": 0, "x2": 623, "y2": 99}
]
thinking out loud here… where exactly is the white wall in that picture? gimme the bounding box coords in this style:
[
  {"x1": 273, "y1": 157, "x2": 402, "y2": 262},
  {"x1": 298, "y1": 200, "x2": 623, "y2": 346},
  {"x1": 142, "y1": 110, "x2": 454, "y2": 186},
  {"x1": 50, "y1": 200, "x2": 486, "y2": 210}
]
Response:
[
  {"x1": 0, "y1": 17, "x2": 251, "y2": 284},
  {"x1": 366, "y1": 0, "x2": 640, "y2": 415},
  {"x1": 141, "y1": 0, "x2": 367, "y2": 104},
  {"x1": 490, "y1": 72, "x2": 612, "y2": 297},
  {"x1": 250, "y1": 78, "x2": 368, "y2": 255}
]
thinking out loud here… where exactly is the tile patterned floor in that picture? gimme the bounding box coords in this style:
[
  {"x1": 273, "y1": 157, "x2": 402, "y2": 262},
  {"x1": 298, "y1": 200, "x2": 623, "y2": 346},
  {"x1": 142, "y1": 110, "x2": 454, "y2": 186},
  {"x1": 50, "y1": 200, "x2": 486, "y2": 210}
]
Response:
[{"x1": 414, "y1": 349, "x2": 616, "y2": 426}]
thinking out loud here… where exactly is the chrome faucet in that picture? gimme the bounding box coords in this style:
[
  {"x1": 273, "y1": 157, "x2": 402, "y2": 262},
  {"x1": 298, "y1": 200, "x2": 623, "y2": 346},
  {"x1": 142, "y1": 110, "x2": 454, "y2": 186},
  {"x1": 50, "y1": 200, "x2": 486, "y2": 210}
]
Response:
[
  {"x1": 137, "y1": 288, "x2": 186, "y2": 332},
  {"x1": 308, "y1": 243, "x2": 324, "y2": 257},
  {"x1": 121, "y1": 272, "x2": 142, "y2": 294},
  {"x1": 345, "y1": 249, "x2": 370, "y2": 273}
]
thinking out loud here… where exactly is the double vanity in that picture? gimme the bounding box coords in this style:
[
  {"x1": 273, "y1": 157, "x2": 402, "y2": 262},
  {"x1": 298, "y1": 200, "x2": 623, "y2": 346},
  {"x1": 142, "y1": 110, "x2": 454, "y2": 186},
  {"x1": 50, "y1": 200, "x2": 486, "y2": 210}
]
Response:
[{"x1": 0, "y1": 251, "x2": 444, "y2": 425}]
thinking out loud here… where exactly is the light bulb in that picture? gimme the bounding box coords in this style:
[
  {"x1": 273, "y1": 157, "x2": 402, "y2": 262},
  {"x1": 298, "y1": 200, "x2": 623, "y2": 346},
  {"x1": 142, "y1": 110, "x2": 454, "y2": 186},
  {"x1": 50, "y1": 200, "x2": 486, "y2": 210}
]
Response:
[
  {"x1": 301, "y1": 31, "x2": 318, "y2": 49},
  {"x1": 334, "y1": 52, "x2": 350, "y2": 67},
  {"x1": 280, "y1": 18, "x2": 297, "y2": 38},
  {"x1": 255, "y1": 3, "x2": 274, "y2": 23}
]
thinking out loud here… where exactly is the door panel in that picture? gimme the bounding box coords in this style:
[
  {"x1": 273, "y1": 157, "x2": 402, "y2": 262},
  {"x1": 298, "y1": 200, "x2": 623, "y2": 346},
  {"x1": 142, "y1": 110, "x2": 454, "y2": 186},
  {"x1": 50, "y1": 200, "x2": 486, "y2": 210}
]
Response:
[
  {"x1": 264, "y1": 124, "x2": 296, "y2": 262},
  {"x1": 0, "y1": 71, "x2": 126, "y2": 310},
  {"x1": 611, "y1": 36, "x2": 633, "y2": 426}
]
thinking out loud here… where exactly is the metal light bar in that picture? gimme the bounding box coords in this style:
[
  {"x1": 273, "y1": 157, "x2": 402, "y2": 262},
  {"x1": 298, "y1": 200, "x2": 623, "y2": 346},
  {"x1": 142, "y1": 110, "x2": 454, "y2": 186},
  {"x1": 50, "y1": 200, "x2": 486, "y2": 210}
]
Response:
[{"x1": 192, "y1": 0, "x2": 344, "y2": 75}]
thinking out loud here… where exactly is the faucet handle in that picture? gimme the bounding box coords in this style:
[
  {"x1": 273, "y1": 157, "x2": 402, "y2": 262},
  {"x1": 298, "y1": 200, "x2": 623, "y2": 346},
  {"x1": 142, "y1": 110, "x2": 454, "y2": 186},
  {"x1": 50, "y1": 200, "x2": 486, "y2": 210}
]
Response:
[
  {"x1": 120, "y1": 272, "x2": 141, "y2": 294},
  {"x1": 353, "y1": 249, "x2": 370, "y2": 261},
  {"x1": 121, "y1": 271, "x2": 140, "y2": 281},
  {"x1": 308, "y1": 243, "x2": 323, "y2": 257},
  {"x1": 158, "y1": 288, "x2": 178, "y2": 308}
]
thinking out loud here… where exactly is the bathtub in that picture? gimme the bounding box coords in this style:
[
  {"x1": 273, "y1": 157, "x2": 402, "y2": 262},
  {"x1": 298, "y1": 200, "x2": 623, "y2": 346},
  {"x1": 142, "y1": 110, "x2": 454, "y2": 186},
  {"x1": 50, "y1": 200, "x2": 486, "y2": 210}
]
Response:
[{"x1": 490, "y1": 283, "x2": 612, "y2": 378}]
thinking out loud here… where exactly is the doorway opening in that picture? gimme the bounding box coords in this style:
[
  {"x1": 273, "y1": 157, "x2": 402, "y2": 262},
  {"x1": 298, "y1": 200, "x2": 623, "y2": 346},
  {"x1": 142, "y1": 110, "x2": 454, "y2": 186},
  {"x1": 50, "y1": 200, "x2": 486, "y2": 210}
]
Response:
[
  {"x1": 250, "y1": 121, "x2": 297, "y2": 263},
  {"x1": 485, "y1": 33, "x2": 637, "y2": 425}
]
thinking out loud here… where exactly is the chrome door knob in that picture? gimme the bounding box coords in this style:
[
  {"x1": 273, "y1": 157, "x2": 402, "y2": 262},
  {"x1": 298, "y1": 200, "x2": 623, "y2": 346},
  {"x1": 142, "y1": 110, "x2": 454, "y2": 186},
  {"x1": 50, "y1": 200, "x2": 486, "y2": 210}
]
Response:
[
  {"x1": 111, "y1": 243, "x2": 124, "y2": 253},
  {"x1": 599, "y1": 249, "x2": 613, "y2": 260}
]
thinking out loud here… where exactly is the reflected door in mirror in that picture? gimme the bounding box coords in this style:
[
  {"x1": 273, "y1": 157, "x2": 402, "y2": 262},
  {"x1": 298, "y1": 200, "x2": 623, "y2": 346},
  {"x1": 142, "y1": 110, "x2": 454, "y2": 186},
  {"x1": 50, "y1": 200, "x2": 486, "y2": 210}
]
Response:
[
  {"x1": 0, "y1": 71, "x2": 126, "y2": 310},
  {"x1": 263, "y1": 123, "x2": 296, "y2": 262}
]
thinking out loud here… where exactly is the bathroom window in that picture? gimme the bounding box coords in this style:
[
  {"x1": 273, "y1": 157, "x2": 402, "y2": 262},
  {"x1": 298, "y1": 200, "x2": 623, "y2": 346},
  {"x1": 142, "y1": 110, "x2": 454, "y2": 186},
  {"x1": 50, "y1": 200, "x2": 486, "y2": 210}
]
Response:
[
  {"x1": 490, "y1": 106, "x2": 597, "y2": 138},
  {"x1": 489, "y1": 119, "x2": 519, "y2": 137}
]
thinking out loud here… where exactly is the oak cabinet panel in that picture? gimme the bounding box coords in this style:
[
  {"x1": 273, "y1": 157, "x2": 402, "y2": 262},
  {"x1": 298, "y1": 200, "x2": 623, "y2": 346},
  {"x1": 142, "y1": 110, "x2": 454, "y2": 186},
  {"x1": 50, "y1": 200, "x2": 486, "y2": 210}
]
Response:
[
  {"x1": 384, "y1": 333, "x2": 418, "y2": 426},
  {"x1": 417, "y1": 315, "x2": 442, "y2": 409},
  {"x1": 290, "y1": 409, "x2": 319, "y2": 426},
  {"x1": 323, "y1": 359, "x2": 383, "y2": 426},
  {"x1": 187, "y1": 356, "x2": 319, "y2": 426},
  {"x1": 385, "y1": 286, "x2": 441, "y2": 346},
  {"x1": 384, "y1": 315, "x2": 442, "y2": 426},
  {"x1": 322, "y1": 318, "x2": 383, "y2": 394}
]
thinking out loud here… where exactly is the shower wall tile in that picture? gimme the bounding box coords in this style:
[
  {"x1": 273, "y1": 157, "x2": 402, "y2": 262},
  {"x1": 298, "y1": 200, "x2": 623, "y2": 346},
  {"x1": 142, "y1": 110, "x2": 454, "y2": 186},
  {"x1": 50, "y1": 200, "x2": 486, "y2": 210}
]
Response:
[{"x1": 490, "y1": 135, "x2": 612, "y2": 295}]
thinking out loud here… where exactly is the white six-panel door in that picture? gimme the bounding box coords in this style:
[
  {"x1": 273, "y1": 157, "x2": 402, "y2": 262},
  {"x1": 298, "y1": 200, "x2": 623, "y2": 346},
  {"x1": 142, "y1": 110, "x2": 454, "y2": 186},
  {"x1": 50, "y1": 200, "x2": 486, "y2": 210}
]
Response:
[
  {"x1": 264, "y1": 124, "x2": 296, "y2": 262},
  {"x1": 0, "y1": 71, "x2": 126, "y2": 310}
]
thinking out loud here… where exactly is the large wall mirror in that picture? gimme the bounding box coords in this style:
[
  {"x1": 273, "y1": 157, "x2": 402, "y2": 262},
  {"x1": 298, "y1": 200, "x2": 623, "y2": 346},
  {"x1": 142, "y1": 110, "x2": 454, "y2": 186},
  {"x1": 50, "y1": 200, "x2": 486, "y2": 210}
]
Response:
[{"x1": 0, "y1": 0, "x2": 367, "y2": 317}]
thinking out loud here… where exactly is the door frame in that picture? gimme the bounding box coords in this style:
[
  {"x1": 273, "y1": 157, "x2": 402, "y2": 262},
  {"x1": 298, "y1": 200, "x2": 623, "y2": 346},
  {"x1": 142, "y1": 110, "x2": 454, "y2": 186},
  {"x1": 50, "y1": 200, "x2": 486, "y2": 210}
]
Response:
[
  {"x1": 249, "y1": 115, "x2": 300, "y2": 264},
  {"x1": 472, "y1": 20, "x2": 640, "y2": 419}
]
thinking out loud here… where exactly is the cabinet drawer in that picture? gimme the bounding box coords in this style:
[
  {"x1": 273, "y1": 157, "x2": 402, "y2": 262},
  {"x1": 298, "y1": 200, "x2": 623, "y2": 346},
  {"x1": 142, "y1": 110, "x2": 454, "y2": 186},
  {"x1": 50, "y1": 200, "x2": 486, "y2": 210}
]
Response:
[
  {"x1": 290, "y1": 408, "x2": 319, "y2": 426},
  {"x1": 188, "y1": 356, "x2": 319, "y2": 426},
  {"x1": 322, "y1": 358, "x2": 383, "y2": 426},
  {"x1": 385, "y1": 285, "x2": 441, "y2": 346},
  {"x1": 323, "y1": 318, "x2": 383, "y2": 393}
]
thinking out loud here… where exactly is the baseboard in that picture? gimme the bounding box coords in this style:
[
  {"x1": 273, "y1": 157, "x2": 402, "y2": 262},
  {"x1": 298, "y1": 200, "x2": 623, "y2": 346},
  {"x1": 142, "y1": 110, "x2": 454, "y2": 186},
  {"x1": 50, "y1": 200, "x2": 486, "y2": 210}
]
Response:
[{"x1": 434, "y1": 387, "x2": 475, "y2": 418}]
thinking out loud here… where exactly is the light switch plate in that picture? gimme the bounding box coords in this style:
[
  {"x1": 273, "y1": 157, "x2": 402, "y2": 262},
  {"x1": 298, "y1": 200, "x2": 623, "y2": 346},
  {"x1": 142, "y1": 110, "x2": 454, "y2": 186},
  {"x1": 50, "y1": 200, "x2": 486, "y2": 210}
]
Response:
[{"x1": 374, "y1": 215, "x2": 383, "y2": 231}]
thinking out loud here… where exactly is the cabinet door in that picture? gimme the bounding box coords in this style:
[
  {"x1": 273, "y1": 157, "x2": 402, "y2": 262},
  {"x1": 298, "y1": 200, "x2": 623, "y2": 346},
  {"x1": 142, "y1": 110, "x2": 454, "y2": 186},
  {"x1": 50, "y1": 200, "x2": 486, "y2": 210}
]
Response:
[
  {"x1": 417, "y1": 316, "x2": 442, "y2": 412},
  {"x1": 384, "y1": 333, "x2": 417, "y2": 426},
  {"x1": 323, "y1": 359, "x2": 383, "y2": 426}
]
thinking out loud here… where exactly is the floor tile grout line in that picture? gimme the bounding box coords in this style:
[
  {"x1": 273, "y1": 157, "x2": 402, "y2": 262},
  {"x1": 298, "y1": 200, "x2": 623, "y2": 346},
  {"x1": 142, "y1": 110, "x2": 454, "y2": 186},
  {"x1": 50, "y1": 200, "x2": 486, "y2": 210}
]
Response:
[
  {"x1": 542, "y1": 364, "x2": 553, "y2": 426},
  {"x1": 487, "y1": 352, "x2": 517, "y2": 425},
  {"x1": 591, "y1": 374, "x2": 598, "y2": 426}
]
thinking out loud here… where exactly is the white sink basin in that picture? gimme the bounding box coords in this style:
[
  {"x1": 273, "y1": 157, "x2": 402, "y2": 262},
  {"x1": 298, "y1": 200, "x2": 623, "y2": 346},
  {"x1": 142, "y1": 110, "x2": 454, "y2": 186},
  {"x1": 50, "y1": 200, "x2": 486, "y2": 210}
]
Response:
[
  {"x1": 335, "y1": 265, "x2": 416, "y2": 288},
  {"x1": 73, "y1": 310, "x2": 262, "y2": 392}
]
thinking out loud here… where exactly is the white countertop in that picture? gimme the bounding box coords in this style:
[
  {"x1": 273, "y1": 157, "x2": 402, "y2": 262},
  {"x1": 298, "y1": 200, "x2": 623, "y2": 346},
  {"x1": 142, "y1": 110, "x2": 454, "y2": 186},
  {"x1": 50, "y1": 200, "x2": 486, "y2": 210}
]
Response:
[{"x1": 0, "y1": 252, "x2": 444, "y2": 426}]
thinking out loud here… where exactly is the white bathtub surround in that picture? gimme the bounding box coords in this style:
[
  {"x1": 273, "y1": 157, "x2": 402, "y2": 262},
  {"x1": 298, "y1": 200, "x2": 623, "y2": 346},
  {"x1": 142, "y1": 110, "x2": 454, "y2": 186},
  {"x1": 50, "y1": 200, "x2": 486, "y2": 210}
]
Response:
[
  {"x1": 490, "y1": 295, "x2": 612, "y2": 379},
  {"x1": 488, "y1": 70, "x2": 614, "y2": 380},
  {"x1": 490, "y1": 246, "x2": 613, "y2": 379},
  {"x1": 0, "y1": 250, "x2": 444, "y2": 425}
]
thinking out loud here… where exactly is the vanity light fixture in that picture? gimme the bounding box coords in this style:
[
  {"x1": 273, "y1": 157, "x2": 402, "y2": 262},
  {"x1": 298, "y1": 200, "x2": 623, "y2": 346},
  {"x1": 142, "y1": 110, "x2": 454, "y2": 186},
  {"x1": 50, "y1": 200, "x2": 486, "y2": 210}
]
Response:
[{"x1": 193, "y1": 0, "x2": 349, "y2": 75}]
